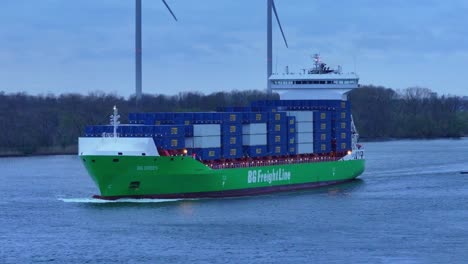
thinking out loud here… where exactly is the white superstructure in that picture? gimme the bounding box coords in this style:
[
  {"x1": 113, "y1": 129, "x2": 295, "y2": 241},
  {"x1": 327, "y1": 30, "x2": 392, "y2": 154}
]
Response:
[{"x1": 270, "y1": 54, "x2": 359, "y2": 100}]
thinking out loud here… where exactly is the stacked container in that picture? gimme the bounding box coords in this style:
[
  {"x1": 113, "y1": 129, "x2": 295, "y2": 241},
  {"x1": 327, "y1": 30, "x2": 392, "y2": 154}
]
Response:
[
  {"x1": 86, "y1": 100, "x2": 355, "y2": 158},
  {"x1": 313, "y1": 111, "x2": 332, "y2": 153},
  {"x1": 287, "y1": 111, "x2": 314, "y2": 154},
  {"x1": 332, "y1": 101, "x2": 352, "y2": 152},
  {"x1": 286, "y1": 116, "x2": 297, "y2": 155},
  {"x1": 242, "y1": 122, "x2": 267, "y2": 157},
  {"x1": 221, "y1": 113, "x2": 243, "y2": 159},
  {"x1": 267, "y1": 112, "x2": 287, "y2": 156},
  {"x1": 186, "y1": 124, "x2": 221, "y2": 160}
]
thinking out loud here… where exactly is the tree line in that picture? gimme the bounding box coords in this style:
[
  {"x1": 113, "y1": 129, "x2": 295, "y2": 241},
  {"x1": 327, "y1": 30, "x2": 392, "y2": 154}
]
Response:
[
  {"x1": 0, "y1": 86, "x2": 466, "y2": 155},
  {"x1": 348, "y1": 86, "x2": 468, "y2": 140}
]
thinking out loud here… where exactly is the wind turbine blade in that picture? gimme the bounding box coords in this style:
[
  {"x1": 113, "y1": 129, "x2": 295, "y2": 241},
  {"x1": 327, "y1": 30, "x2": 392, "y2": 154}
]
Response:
[
  {"x1": 161, "y1": 0, "x2": 178, "y2": 21},
  {"x1": 272, "y1": 0, "x2": 288, "y2": 48}
]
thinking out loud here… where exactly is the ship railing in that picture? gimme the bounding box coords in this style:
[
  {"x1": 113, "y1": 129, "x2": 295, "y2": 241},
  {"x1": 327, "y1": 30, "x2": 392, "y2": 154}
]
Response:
[{"x1": 204, "y1": 153, "x2": 344, "y2": 169}]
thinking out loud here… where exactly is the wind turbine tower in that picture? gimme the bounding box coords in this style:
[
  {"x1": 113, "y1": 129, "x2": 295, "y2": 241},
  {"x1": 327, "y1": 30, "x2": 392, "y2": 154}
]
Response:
[
  {"x1": 267, "y1": 0, "x2": 288, "y2": 95},
  {"x1": 135, "y1": 0, "x2": 178, "y2": 107}
]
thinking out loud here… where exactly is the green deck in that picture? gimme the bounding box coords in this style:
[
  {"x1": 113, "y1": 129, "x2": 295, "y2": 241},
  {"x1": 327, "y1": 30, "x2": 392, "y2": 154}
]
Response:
[{"x1": 81, "y1": 155, "x2": 365, "y2": 198}]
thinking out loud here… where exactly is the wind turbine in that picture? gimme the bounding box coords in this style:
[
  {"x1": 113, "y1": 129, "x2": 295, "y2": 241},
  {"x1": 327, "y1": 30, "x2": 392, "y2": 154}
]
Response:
[
  {"x1": 267, "y1": 0, "x2": 288, "y2": 95},
  {"x1": 135, "y1": 0, "x2": 178, "y2": 107}
]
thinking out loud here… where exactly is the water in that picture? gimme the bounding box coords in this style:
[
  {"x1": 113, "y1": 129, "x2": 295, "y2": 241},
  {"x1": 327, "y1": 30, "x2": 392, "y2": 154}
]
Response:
[{"x1": 1, "y1": 139, "x2": 467, "y2": 263}]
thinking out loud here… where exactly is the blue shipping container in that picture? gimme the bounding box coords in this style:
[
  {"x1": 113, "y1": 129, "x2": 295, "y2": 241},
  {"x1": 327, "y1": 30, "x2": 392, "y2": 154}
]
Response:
[
  {"x1": 332, "y1": 130, "x2": 351, "y2": 141},
  {"x1": 143, "y1": 126, "x2": 154, "y2": 136},
  {"x1": 332, "y1": 120, "x2": 351, "y2": 131},
  {"x1": 268, "y1": 112, "x2": 286, "y2": 122},
  {"x1": 221, "y1": 135, "x2": 243, "y2": 147},
  {"x1": 221, "y1": 123, "x2": 242, "y2": 135},
  {"x1": 120, "y1": 126, "x2": 134, "y2": 137},
  {"x1": 335, "y1": 139, "x2": 352, "y2": 151},
  {"x1": 222, "y1": 146, "x2": 243, "y2": 159},
  {"x1": 313, "y1": 132, "x2": 331, "y2": 141},
  {"x1": 313, "y1": 141, "x2": 332, "y2": 153},
  {"x1": 287, "y1": 117, "x2": 296, "y2": 135},
  {"x1": 287, "y1": 133, "x2": 296, "y2": 145},
  {"x1": 184, "y1": 125, "x2": 194, "y2": 137},
  {"x1": 221, "y1": 112, "x2": 242, "y2": 123},
  {"x1": 268, "y1": 144, "x2": 288, "y2": 156},
  {"x1": 313, "y1": 111, "x2": 332, "y2": 122},
  {"x1": 250, "y1": 106, "x2": 278, "y2": 113},
  {"x1": 268, "y1": 120, "x2": 288, "y2": 133},
  {"x1": 132, "y1": 126, "x2": 145, "y2": 136},
  {"x1": 243, "y1": 145, "x2": 268, "y2": 157},
  {"x1": 136, "y1": 113, "x2": 146, "y2": 124},
  {"x1": 154, "y1": 136, "x2": 185, "y2": 150},
  {"x1": 173, "y1": 113, "x2": 194, "y2": 125},
  {"x1": 192, "y1": 112, "x2": 222, "y2": 124},
  {"x1": 150, "y1": 125, "x2": 185, "y2": 137},
  {"x1": 313, "y1": 120, "x2": 332, "y2": 132},
  {"x1": 267, "y1": 131, "x2": 288, "y2": 145},
  {"x1": 242, "y1": 112, "x2": 268, "y2": 123},
  {"x1": 329, "y1": 100, "x2": 351, "y2": 110},
  {"x1": 128, "y1": 113, "x2": 138, "y2": 124},
  {"x1": 333, "y1": 110, "x2": 351, "y2": 121},
  {"x1": 192, "y1": 148, "x2": 221, "y2": 160},
  {"x1": 288, "y1": 143, "x2": 297, "y2": 155}
]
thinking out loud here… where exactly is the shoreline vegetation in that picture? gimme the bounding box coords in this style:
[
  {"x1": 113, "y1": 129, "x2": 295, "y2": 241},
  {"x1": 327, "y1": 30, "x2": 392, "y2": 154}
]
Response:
[
  {"x1": 1, "y1": 86, "x2": 467, "y2": 157},
  {"x1": 0, "y1": 146, "x2": 77, "y2": 158}
]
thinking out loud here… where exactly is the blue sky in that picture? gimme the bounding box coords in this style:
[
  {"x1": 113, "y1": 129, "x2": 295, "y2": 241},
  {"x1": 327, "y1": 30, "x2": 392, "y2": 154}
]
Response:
[{"x1": 0, "y1": 0, "x2": 467, "y2": 96}]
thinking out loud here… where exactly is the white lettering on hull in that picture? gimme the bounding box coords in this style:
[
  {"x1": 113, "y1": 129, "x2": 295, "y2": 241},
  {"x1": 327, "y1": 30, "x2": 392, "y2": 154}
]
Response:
[
  {"x1": 137, "y1": 165, "x2": 158, "y2": 171},
  {"x1": 247, "y1": 169, "x2": 291, "y2": 184}
]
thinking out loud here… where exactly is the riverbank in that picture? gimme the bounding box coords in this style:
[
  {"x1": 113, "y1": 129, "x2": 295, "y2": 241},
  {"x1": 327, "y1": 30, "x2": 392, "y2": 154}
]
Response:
[
  {"x1": 0, "y1": 145, "x2": 77, "y2": 158},
  {"x1": 359, "y1": 136, "x2": 467, "y2": 142}
]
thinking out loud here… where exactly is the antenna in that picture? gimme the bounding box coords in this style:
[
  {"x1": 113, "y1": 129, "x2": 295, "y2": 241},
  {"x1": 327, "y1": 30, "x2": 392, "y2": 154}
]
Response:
[
  {"x1": 135, "y1": 0, "x2": 178, "y2": 108},
  {"x1": 110, "y1": 106, "x2": 120, "y2": 138},
  {"x1": 267, "y1": 0, "x2": 289, "y2": 95}
]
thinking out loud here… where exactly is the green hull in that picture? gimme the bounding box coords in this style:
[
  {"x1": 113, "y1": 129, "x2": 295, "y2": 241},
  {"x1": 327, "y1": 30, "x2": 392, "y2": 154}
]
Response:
[{"x1": 81, "y1": 155, "x2": 365, "y2": 199}]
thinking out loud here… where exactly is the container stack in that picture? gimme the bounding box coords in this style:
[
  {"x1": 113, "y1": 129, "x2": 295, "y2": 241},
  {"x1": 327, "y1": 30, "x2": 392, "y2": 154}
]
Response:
[
  {"x1": 86, "y1": 100, "x2": 354, "y2": 158},
  {"x1": 313, "y1": 111, "x2": 332, "y2": 153},
  {"x1": 153, "y1": 125, "x2": 185, "y2": 150},
  {"x1": 186, "y1": 124, "x2": 221, "y2": 160},
  {"x1": 267, "y1": 112, "x2": 288, "y2": 156},
  {"x1": 287, "y1": 111, "x2": 314, "y2": 154},
  {"x1": 242, "y1": 122, "x2": 267, "y2": 157},
  {"x1": 332, "y1": 101, "x2": 352, "y2": 152},
  {"x1": 221, "y1": 113, "x2": 243, "y2": 159},
  {"x1": 287, "y1": 116, "x2": 297, "y2": 155}
]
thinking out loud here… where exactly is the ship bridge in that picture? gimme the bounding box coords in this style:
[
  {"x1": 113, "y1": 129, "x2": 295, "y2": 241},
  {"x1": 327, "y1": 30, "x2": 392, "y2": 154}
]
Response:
[{"x1": 270, "y1": 55, "x2": 359, "y2": 100}]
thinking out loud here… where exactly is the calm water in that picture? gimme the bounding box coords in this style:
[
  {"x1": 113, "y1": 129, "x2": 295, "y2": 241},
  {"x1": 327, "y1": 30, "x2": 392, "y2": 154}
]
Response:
[{"x1": 1, "y1": 139, "x2": 467, "y2": 263}]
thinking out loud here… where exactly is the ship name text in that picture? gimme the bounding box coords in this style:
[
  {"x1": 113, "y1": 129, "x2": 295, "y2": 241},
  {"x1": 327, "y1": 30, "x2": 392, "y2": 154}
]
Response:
[
  {"x1": 247, "y1": 168, "x2": 291, "y2": 184},
  {"x1": 137, "y1": 165, "x2": 158, "y2": 171}
]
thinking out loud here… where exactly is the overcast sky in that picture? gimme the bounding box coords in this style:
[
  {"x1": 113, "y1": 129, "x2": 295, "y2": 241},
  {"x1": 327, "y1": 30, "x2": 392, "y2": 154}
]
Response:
[{"x1": 0, "y1": 0, "x2": 467, "y2": 96}]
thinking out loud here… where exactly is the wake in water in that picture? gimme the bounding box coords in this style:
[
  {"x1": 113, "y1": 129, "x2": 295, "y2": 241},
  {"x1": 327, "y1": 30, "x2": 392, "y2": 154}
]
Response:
[
  {"x1": 58, "y1": 197, "x2": 185, "y2": 203},
  {"x1": 373, "y1": 162, "x2": 467, "y2": 177}
]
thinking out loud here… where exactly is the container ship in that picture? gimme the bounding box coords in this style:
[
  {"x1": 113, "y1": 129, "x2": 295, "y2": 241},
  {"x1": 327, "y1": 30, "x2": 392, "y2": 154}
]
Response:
[{"x1": 79, "y1": 55, "x2": 365, "y2": 200}]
